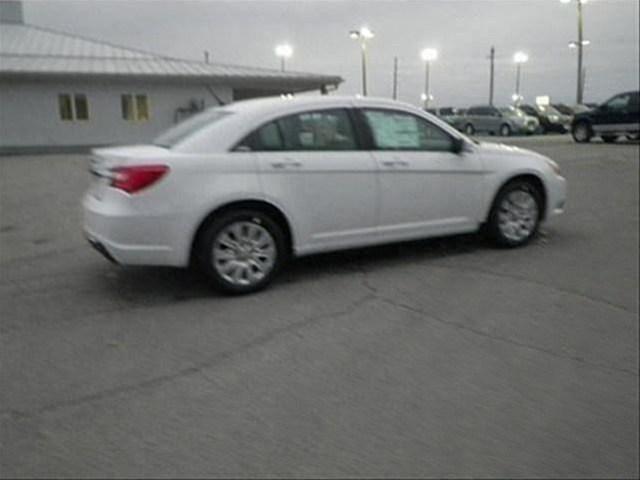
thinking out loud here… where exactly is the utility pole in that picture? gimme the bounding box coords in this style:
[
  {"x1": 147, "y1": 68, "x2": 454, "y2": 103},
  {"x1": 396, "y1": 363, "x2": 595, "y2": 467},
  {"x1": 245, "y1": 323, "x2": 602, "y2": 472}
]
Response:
[
  {"x1": 576, "y1": 0, "x2": 584, "y2": 104},
  {"x1": 392, "y1": 56, "x2": 398, "y2": 100},
  {"x1": 204, "y1": 50, "x2": 210, "y2": 64},
  {"x1": 488, "y1": 46, "x2": 495, "y2": 106}
]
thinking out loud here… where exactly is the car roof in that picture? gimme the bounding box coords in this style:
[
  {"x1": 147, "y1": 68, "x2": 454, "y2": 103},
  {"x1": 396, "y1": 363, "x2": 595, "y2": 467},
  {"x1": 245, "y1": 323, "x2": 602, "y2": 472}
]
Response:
[{"x1": 224, "y1": 95, "x2": 422, "y2": 117}]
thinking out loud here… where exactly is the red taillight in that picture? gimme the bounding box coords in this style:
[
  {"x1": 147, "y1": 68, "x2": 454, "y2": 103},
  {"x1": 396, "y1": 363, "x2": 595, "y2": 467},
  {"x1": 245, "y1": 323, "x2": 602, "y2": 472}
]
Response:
[{"x1": 111, "y1": 165, "x2": 169, "y2": 194}]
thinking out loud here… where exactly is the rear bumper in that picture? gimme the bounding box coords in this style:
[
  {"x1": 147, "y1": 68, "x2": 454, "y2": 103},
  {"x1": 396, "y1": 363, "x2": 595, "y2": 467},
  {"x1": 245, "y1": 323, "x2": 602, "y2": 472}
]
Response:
[{"x1": 82, "y1": 192, "x2": 184, "y2": 266}]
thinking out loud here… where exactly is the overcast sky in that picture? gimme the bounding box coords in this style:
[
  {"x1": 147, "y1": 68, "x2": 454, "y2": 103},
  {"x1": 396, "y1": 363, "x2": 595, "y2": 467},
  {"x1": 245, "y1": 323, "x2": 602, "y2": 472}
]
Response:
[{"x1": 23, "y1": 0, "x2": 640, "y2": 107}]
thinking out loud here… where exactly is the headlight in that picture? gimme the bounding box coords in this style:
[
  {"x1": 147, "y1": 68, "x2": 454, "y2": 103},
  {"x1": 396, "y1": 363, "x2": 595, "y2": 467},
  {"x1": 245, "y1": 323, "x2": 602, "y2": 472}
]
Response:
[
  {"x1": 546, "y1": 158, "x2": 562, "y2": 176},
  {"x1": 549, "y1": 115, "x2": 559, "y2": 122}
]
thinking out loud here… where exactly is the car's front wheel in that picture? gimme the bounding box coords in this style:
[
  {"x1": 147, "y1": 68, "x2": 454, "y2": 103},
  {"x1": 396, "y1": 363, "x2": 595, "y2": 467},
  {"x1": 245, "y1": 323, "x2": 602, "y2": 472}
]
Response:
[
  {"x1": 572, "y1": 122, "x2": 592, "y2": 143},
  {"x1": 487, "y1": 180, "x2": 542, "y2": 248},
  {"x1": 500, "y1": 124, "x2": 511, "y2": 137},
  {"x1": 196, "y1": 210, "x2": 286, "y2": 294}
]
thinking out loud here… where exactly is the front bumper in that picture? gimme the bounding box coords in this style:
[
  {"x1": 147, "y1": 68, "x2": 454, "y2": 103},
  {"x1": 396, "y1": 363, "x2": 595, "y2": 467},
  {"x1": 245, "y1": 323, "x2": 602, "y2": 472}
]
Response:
[{"x1": 545, "y1": 174, "x2": 567, "y2": 219}]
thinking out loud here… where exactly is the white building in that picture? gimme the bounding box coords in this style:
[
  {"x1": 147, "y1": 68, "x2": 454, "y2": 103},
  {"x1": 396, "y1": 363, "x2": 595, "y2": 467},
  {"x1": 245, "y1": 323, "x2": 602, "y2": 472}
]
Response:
[{"x1": 0, "y1": 2, "x2": 342, "y2": 153}]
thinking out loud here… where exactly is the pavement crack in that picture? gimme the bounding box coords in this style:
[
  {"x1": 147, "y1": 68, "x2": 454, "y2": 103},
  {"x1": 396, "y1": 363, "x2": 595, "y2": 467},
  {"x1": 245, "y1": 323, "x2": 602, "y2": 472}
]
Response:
[
  {"x1": 429, "y1": 262, "x2": 637, "y2": 316},
  {"x1": 376, "y1": 295, "x2": 638, "y2": 377},
  {"x1": 0, "y1": 291, "x2": 377, "y2": 420}
]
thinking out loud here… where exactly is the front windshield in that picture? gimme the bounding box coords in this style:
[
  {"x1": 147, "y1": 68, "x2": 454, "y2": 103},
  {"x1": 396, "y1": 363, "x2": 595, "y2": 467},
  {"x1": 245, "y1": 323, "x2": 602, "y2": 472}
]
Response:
[{"x1": 154, "y1": 109, "x2": 232, "y2": 148}]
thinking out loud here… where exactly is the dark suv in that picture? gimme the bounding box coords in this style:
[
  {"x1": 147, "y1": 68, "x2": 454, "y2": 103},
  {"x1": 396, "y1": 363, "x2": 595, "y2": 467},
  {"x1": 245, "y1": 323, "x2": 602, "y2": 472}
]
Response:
[{"x1": 571, "y1": 91, "x2": 640, "y2": 143}]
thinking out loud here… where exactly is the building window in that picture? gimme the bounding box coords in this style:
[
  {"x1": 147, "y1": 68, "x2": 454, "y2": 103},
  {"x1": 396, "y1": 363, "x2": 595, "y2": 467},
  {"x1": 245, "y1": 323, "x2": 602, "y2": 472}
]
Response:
[
  {"x1": 58, "y1": 93, "x2": 88, "y2": 121},
  {"x1": 74, "y1": 94, "x2": 89, "y2": 120},
  {"x1": 121, "y1": 94, "x2": 150, "y2": 121}
]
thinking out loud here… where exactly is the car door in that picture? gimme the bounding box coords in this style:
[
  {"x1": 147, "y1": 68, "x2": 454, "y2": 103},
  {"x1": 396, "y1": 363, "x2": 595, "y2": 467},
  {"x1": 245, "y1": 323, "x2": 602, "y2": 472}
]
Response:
[
  {"x1": 249, "y1": 108, "x2": 378, "y2": 254},
  {"x1": 489, "y1": 107, "x2": 504, "y2": 133},
  {"x1": 360, "y1": 108, "x2": 484, "y2": 241},
  {"x1": 593, "y1": 92, "x2": 635, "y2": 134}
]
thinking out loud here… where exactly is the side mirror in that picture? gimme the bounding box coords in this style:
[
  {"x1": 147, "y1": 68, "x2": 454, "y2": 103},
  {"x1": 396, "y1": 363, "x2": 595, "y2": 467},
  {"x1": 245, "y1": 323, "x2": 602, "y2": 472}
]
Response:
[{"x1": 451, "y1": 137, "x2": 465, "y2": 154}]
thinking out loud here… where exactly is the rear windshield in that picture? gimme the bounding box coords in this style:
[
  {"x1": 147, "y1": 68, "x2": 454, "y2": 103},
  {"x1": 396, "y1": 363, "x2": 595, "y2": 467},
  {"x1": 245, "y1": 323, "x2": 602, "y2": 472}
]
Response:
[{"x1": 153, "y1": 109, "x2": 232, "y2": 148}]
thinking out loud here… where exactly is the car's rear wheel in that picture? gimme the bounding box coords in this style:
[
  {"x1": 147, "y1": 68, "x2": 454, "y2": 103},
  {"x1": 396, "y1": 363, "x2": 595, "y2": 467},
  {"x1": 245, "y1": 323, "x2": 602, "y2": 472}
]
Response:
[
  {"x1": 572, "y1": 122, "x2": 592, "y2": 143},
  {"x1": 487, "y1": 180, "x2": 542, "y2": 248},
  {"x1": 196, "y1": 210, "x2": 286, "y2": 294},
  {"x1": 464, "y1": 124, "x2": 475, "y2": 135},
  {"x1": 601, "y1": 135, "x2": 617, "y2": 143},
  {"x1": 500, "y1": 124, "x2": 511, "y2": 137}
]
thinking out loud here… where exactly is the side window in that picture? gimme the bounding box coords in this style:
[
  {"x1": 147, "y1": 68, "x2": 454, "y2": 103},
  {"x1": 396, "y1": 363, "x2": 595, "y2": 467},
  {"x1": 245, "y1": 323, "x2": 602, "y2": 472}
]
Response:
[
  {"x1": 363, "y1": 109, "x2": 453, "y2": 152},
  {"x1": 606, "y1": 94, "x2": 630, "y2": 111},
  {"x1": 278, "y1": 109, "x2": 358, "y2": 151},
  {"x1": 256, "y1": 122, "x2": 283, "y2": 151},
  {"x1": 629, "y1": 93, "x2": 640, "y2": 113},
  {"x1": 234, "y1": 121, "x2": 283, "y2": 151}
]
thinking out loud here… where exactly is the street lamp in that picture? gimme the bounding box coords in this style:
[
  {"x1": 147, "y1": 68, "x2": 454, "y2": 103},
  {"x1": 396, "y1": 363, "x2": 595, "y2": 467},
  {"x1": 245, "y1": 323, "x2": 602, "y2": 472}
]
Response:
[
  {"x1": 420, "y1": 48, "x2": 438, "y2": 109},
  {"x1": 561, "y1": 0, "x2": 589, "y2": 104},
  {"x1": 275, "y1": 44, "x2": 293, "y2": 72},
  {"x1": 513, "y1": 51, "x2": 528, "y2": 105},
  {"x1": 349, "y1": 26, "x2": 374, "y2": 96}
]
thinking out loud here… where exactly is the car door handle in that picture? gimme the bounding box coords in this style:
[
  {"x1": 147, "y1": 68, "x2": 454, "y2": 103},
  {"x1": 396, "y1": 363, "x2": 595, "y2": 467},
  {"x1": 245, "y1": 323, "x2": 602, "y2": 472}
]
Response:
[
  {"x1": 381, "y1": 160, "x2": 410, "y2": 168},
  {"x1": 270, "y1": 160, "x2": 302, "y2": 169}
]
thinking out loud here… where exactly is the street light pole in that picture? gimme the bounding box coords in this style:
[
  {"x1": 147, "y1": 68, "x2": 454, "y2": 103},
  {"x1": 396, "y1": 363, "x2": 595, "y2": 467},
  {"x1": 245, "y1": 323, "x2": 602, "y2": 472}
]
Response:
[
  {"x1": 350, "y1": 27, "x2": 374, "y2": 96},
  {"x1": 420, "y1": 48, "x2": 438, "y2": 109},
  {"x1": 275, "y1": 44, "x2": 293, "y2": 72},
  {"x1": 361, "y1": 41, "x2": 368, "y2": 96},
  {"x1": 488, "y1": 46, "x2": 495, "y2": 106},
  {"x1": 424, "y1": 61, "x2": 430, "y2": 109},
  {"x1": 513, "y1": 51, "x2": 528, "y2": 105}
]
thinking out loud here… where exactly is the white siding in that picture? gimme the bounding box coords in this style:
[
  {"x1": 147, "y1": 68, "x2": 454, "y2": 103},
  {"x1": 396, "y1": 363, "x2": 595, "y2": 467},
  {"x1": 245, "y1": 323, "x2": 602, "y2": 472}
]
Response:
[{"x1": 0, "y1": 79, "x2": 233, "y2": 148}]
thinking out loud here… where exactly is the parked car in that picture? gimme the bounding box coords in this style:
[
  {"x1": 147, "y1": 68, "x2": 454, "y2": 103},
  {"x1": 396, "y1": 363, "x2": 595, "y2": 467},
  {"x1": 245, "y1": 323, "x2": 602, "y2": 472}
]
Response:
[
  {"x1": 571, "y1": 90, "x2": 640, "y2": 143},
  {"x1": 461, "y1": 105, "x2": 539, "y2": 136},
  {"x1": 520, "y1": 104, "x2": 571, "y2": 133},
  {"x1": 432, "y1": 107, "x2": 467, "y2": 128},
  {"x1": 84, "y1": 96, "x2": 566, "y2": 294},
  {"x1": 552, "y1": 103, "x2": 576, "y2": 117}
]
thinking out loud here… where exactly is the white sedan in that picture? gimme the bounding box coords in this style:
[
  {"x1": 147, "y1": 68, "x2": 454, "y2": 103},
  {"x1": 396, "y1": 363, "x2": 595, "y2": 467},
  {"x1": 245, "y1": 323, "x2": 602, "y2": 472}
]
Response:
[{"x1": 83, "y1": 96, "x2": 566, "y2": 293}]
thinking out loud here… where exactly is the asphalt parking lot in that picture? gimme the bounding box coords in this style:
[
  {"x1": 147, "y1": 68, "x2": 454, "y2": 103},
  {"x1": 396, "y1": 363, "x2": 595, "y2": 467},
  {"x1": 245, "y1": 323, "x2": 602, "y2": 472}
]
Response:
[{"x1": 1, "y1": 135, "x2": 638, "y2": 478}]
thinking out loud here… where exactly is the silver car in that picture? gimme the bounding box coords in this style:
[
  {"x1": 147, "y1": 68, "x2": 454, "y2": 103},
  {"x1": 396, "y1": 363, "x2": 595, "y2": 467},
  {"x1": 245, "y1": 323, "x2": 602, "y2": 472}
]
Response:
[{"x1": 461, "y1": 105, "x2": 539, "y2": 136}]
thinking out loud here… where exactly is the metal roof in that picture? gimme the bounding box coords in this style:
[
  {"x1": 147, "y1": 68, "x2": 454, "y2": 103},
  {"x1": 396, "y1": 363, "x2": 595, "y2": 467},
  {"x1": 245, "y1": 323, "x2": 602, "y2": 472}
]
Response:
[{"x1": 0, "y1": 23, "x2": 343, "y2": 88}]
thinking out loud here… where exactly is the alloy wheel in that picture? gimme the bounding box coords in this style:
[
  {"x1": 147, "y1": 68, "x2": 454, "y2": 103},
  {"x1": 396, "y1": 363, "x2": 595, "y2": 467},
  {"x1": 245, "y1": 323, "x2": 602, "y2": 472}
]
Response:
[
  {"x1": 497, "y1": 189, "x2": 539, "y2": 243},
  {"x1": 212, "y1": 221, "x2": 277, "y2": 287}
]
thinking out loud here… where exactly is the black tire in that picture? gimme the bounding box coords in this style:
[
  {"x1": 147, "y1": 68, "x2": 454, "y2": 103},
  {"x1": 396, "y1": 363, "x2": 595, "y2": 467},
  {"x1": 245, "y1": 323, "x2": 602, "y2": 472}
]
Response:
[
  {"x1": 464, "y1": 124, "x2": 475, "y2": 135},
  {"x1": 486, "y1": 180, "x2": 543, "y2": 248},
  {"x1": 572, "y1": 121, "x2": 592, "y2": 143},
  {"x1": 626, "y1": 133, "x2": 640, "y2": 141},
  {"x1": 500, "y1": 124, "x2": 511, "y2": 137},
  {"x1": 195, "y1": 209, "x2": 286, "y2": 294},
  {"x1": 601, "y1": 135, "x2": 617, "y2": 143}
]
